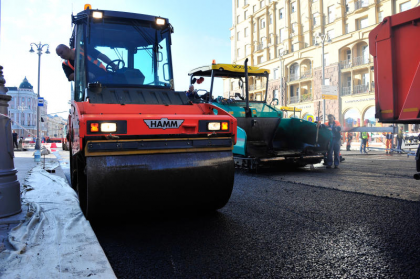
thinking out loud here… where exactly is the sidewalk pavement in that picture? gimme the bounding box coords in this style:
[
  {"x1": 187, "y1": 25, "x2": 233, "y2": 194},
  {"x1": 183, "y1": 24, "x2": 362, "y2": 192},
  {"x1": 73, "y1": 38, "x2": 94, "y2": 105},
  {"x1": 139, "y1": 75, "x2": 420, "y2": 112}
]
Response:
[{"x1": 0, "y1": 149, "x2": 116, "y2": 279}]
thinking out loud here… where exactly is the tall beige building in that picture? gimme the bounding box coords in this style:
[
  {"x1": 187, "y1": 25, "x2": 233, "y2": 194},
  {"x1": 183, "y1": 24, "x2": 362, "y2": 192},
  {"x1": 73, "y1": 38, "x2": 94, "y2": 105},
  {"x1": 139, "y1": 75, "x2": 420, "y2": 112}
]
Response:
[{"x1": 225, "y1": 0, "x2": 417, "y2": 128}]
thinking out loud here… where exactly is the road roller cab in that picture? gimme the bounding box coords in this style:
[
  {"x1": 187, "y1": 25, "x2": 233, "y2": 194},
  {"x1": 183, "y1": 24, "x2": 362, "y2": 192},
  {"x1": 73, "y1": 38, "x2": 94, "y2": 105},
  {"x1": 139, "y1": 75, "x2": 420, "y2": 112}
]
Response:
[{"x1": 68, "y1": 7, "x2": 237, "y2": 219}]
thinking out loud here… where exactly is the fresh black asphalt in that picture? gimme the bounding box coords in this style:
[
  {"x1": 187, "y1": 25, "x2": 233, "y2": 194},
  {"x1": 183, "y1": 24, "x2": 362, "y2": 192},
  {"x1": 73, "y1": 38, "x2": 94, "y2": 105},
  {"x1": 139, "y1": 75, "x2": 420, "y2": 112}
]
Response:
[{"x1": 91, "y1": 152, "x2": 420, "y2": 278}]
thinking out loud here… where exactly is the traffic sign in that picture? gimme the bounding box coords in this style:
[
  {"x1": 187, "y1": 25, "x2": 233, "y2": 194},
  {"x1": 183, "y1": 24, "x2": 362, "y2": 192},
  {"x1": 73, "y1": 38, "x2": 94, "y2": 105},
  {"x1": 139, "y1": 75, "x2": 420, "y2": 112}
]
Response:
[
  {"x1": 321, "y1": 85, "x2": 338, "y2": 100},
  {"x1": 38, "y1": 97, "x2": 44, "y2": 107}
]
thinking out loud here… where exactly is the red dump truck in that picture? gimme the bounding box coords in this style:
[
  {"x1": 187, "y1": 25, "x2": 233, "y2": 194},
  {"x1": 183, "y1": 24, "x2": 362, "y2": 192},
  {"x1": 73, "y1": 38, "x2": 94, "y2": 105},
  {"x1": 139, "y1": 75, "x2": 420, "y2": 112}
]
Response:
[{"x1": 369, "y1": 6, "x2": 420, "y2": 178}]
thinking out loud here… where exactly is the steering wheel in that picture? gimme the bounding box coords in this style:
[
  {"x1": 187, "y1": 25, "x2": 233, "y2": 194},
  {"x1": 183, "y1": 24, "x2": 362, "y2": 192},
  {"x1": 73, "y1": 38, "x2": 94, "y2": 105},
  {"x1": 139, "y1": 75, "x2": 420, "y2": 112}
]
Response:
[
  {"x1": 106, "y1": 59, "x2": 125, "y2": 72},
  {"x1": 196, "y1": 89, "x2": 210, "y2": 102}
]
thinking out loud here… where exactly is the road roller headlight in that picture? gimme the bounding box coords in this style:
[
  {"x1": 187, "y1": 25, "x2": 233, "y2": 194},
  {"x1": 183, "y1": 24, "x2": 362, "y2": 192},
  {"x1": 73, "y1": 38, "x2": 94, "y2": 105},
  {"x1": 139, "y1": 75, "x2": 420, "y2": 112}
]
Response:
[
  {"x1": 208, "y1": 122, "x2": 221, "y2": 131},
  {"x1": 101, "y1": 123, "x2": 117, "y2": 133}
]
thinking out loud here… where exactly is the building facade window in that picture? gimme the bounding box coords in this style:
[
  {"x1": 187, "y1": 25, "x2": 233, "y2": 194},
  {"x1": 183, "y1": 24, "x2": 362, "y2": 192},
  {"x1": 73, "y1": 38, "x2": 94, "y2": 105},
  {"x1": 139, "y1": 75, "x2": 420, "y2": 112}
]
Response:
[
  {"x1": 237, "y1": 31, "x2": 240, "y2": 41},
  {"x1": 273, "y1": 89, "x2": 278, "y2": 99},
  {"x1": 237, "y1": 15, "x2": 241, "y2": 24},
  {"x1": 260, "y1": 1, "x2": 265, "y2": 9},
  {"x1": 253, "y1": 5, "x2": 257, "y2": 13},
  {"x1": 237, "y1": 48, "x2": 241, "y2": 58},
  {"x1": 279, "y1": 8, "x2": 283, "y2": 19},
  {"x1": 324, "y1": 53, "x2": 329, "y2": 66},
  {"x1": 346, "y1": 49, "x2": 351, "y2": 60},
  {"x1": 244, "y1": 27, "x2": 248, "y2": 37},
  {"x1": 358, "y1": 17, "x2": 368, "y2": 29},
  {"x1": 244, "y1": 0, "x2": 248, "y2": 6},
  {"x1": 244, "y1": 10, "x2": 248, "y2": 20},
  {"x1": 327, "y1": 29, "x2": 334, "y2": 40},
  {"x1": 237, "y1": 0, "x2": 240, "y2": 8},
  {"x1": 273, "y1": 68, "x2": 278, "y2": 80},
  {"x1": 378, "y1": 11, "x2": 383, "y2": 22},
  {"x1": 291, "y1": 23, "x2": 297, "y2": 34},
  {"x1": 269, "y1": 14, "x2": 272, "y2": 24},
  {"x1": 328, "y1": 6, "x2": 335, "y2": 23},
  {"x1": 260, "y1": 18, "x2": 266, "y2": 29},
  {"x1": 345, "y1": 23, "x2": 349, "y2": 34},
  {"x1": 400, "y1": 1, "x2": 411, "y2": 12},
  {"x1": 291, "y1": 2, "x2": 296, "y2": 13},
  {"x1": 254, "y1": 23, "x2": 256, "y2": 32},
  {"x1": 313, "y1": 15, "x2": 317, "y2": 26}
]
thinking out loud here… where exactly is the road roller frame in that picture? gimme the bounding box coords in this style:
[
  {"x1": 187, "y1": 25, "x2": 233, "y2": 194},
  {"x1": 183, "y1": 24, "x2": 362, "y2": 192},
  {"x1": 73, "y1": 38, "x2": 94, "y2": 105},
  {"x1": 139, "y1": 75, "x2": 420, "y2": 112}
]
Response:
[{"x1": 67, "y1": 7, "x2": 237, "y2": 219}]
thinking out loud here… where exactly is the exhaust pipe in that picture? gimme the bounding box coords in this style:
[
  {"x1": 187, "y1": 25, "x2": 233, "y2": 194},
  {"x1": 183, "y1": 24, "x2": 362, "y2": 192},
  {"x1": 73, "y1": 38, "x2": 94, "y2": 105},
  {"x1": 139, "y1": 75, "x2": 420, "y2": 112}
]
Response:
[{"x1": 414, "y1": 173, "x2": 420, "y2": 180}]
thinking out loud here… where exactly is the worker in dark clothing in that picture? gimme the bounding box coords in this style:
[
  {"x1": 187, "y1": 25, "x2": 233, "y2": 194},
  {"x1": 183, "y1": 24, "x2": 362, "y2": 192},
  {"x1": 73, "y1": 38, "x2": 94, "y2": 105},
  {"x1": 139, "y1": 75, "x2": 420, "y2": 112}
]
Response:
[
  {"x1": 186, "y1": 85, "x2": 200, "y2": 100},
  {"x1": 56, "y1": 44, "x2": 116, "y2": 81},
  {"x1": 12, "y1": 130, "x2": 18, "y2": 149},
  {"x1": 318, "y1": 114, "x2": 342, "y2": 169}
]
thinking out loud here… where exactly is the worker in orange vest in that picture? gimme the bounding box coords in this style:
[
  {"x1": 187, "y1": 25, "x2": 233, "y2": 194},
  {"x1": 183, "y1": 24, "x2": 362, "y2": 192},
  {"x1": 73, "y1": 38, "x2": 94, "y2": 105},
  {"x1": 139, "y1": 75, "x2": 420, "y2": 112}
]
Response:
[
  {"x1": 56, "y1": 44, "x2": 116, "y2": 81},
  {"x1": 384, "y1": 132, "x2": 393, "y2": 154}
]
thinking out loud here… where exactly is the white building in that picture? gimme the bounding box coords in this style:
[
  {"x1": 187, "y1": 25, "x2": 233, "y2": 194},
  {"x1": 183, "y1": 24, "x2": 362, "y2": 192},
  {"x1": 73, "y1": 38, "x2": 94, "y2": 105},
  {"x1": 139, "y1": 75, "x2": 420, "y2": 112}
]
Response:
[
  {"x1": 7, "y1": 77, "x2": 48, "y2": 139},
  {"x1": 45, "y1": 114, "x2": 66, "y2": 138}
]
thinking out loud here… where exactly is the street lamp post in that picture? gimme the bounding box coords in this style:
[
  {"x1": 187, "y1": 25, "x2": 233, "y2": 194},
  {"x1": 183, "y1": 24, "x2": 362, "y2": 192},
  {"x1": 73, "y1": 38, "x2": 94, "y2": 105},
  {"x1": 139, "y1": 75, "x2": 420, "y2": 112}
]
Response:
[
  {"x1": 314, "y1": 33, "x2": 331, "y2": 123},
  {"x1": 29, "y1": 42, "x2": 50, "y2": 154},
  {"x1": 278, "y1": 50, "x2": 287, "y2": 106}
]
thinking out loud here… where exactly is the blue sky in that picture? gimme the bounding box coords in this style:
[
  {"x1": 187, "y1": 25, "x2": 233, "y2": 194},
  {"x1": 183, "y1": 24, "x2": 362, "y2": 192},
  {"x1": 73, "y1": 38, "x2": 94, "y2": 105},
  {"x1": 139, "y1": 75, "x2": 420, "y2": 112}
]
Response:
[{"x1": 0, "y1": 0, "x2": 232, "y2": 116}]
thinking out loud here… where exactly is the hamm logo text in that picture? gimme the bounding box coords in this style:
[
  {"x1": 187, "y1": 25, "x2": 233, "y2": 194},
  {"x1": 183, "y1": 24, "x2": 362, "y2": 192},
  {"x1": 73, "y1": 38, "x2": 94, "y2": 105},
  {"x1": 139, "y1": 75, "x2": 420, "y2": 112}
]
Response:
[{"x1": 144, "y1": 118, "x2": 184, "y2": 130}]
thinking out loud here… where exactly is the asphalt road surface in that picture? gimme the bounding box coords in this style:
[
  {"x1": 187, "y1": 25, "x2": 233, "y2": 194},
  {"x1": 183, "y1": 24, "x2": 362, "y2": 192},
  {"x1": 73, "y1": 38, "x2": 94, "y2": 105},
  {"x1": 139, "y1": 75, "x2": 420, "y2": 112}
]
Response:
[{"x1": 87, "y1": 152, "x2": 420, "y2": 278}]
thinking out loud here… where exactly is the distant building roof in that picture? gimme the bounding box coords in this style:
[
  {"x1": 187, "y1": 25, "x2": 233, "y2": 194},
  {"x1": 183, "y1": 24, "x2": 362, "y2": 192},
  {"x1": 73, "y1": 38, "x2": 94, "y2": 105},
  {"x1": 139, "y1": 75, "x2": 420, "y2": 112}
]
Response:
[
  {"x1": 19, "y1": 77, "x2": 33, "y2": 89},
  {"x1": 6, "y1": 87, "x2": 18, "y2": 91}
]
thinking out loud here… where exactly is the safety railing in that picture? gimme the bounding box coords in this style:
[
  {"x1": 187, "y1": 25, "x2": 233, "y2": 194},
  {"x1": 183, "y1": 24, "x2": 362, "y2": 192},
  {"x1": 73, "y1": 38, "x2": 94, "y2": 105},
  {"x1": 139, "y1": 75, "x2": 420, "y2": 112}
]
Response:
[
  {"x1": 300, "y1": 70, "x2": 312, "y2": 79},
  {"x1": 289, "y1": 73, "x2": 299, "y2": 82},
  {"x1": 339, "y1": 59, "x2": 352, "y2": 69},
  {"x1": 353, "y1": 84, "x2": 369, "y2": 94},
  {"x1": 288, "y1": 95, "x2": 300, "y2": 104},
  {"x1": 342, "y1": 86, "x2": 351, "y2": 96},
  {"x1": 352, "y1": 56, "x2": 370, "y2": 67},
  {"x1": 300, "y1": 94, "x2": 313, "y2": 102}
]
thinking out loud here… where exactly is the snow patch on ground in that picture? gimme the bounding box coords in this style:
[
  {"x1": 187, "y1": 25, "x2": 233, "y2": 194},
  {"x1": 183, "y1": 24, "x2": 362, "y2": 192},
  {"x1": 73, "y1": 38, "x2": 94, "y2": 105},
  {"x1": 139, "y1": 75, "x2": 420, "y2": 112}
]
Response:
[{"x1": 0, "y1": 164, "x2": 116, "y2": 279}]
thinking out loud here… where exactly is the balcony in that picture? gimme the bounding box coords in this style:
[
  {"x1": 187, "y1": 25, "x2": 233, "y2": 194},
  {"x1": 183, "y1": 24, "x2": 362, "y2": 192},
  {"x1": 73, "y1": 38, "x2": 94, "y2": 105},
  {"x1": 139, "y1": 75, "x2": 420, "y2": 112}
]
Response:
[
  {"x1": 289, "y1": 73, "x2": 299, "y2": 82},
  {"x1": 289, "y1": 95, "x2": 300, "y2": 104},
  {"x1": 300, "y1": 94, "x2": 313, "y2": 102},
  {"x1": 340, "y1": 56, "x2": 370, "y2": 69},
  {"x1": 354, "y1": 0, "x2": 369, "y2": 11},
  {"x1": 353, "y1": 84, "x2": 369, "y2": 95},
  {"x1": 249, "y1": 84, "x2": 265, "y2": 91},
  {"x1": 300, "y1": 70, "x2": 312, "y2": 79},
  {"x1": 287, "y1": 94, "x2": 313, "y2": 104},
  {"x1": 342, "y1": 86, "x2": 351, "y2": 96},
  {"x1": 353, "y1": 56, "x2": 370, "y2": 67},
  {"x1": 339, "y1": 59, "x2": 351, "y2": 69}
]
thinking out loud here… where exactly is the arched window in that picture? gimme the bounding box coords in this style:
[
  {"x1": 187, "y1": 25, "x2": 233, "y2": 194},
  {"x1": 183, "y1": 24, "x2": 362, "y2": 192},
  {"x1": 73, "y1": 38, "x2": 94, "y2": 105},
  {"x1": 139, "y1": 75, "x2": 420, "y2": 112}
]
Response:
[
  {"x1": 344, "y1": 108, "x2": 361, "y2": 128},
  {"x1": 363, "y1": 106, "x2": 376, "y2": 127}
]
